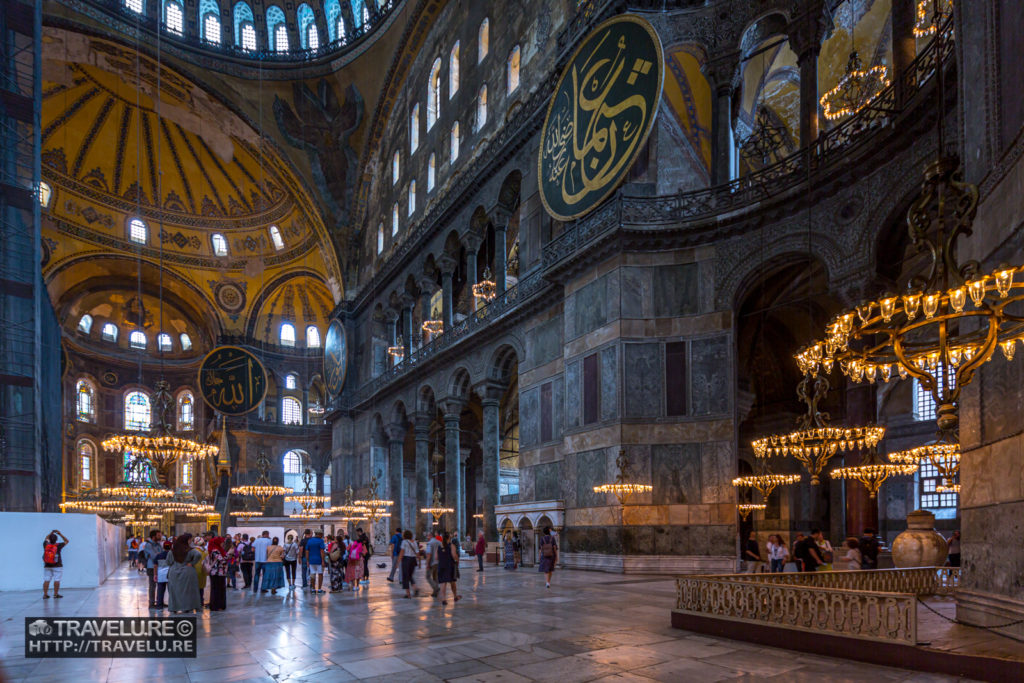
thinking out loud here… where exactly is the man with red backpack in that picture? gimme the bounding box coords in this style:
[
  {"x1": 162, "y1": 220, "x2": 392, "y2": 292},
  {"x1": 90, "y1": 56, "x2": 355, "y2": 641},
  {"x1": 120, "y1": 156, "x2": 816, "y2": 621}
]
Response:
[{"x1": 43, "y1": 529, "x2": 69, "y2": 599}]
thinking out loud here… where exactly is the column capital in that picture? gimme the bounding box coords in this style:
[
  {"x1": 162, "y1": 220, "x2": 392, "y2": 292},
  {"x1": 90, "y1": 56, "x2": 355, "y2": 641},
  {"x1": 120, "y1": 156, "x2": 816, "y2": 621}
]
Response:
[
  {"x1": 438, "y1": 255, "x2": 458, "y2": 276},
  {"x1": 474, "y1": 378, "x2": 508, "y2": 404},
  {"x1": 788, "y1": 1, "x2": 829, "y2": 60},
  {"x1": 702, "y1": 52, "x2": 740, "y2": 94},
  {"x1": 413, "y1": 413, "x2": 432, "y2": 437},
  {"x1": 489, "y1": 207, "x2": 510, "y2": 231},
  {"x1": 441, "y1": 398, "x2": 465, "y2": 420},
  {"x1": 418, "y1": 276, "x2": 439, "y2": 295},
  {"x1": 398, "y1": 292, "x2": 417, "y2": 310},
  {"x1": 383, "y1": 307, "x2": 399, "y2": 323},
  {"x1": 462, "y1": 232, "x2": 484, "y2": 252},
  {"x1": 385, "y1": 422, "x2": 407, "y2": 443}
]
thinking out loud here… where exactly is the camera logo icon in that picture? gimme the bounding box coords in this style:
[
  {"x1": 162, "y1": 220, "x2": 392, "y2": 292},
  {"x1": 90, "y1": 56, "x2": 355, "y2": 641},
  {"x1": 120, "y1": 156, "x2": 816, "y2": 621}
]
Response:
[{"x1": 28, "y1": 619, "x2": 52, "y2": 636}]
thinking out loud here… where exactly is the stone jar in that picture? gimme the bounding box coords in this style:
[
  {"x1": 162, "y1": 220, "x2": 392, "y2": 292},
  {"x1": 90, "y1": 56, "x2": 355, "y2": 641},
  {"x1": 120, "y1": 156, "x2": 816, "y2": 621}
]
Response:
[{"x1": 891, "y1": 509, "x2": 949, "y2": 568}]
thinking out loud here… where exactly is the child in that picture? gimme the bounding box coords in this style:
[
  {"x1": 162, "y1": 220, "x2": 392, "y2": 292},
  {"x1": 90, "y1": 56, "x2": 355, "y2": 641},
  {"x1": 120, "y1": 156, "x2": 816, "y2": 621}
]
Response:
[{"x1": 154, "y1": 541, "x2": 171, "y2": 609}]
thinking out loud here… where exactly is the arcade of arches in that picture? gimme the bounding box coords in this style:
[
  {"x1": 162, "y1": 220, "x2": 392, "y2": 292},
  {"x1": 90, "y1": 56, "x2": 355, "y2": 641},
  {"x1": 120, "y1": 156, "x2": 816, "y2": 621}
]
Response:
[{"x1": 3, "y1": 0, "x2": 1024, "y2": 675}]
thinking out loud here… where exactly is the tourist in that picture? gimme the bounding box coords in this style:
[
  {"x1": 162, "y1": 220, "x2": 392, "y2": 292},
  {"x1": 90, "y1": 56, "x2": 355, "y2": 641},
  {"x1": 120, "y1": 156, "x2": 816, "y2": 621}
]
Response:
[
  {"x1": 743, "y1": 530, "x2": 764, "y2": 573},
  {"x1": 205, "y1": 536, "x2": 229, "y2": 612},
  {"x1": 387, "y1": 527, "x2": 403, "y2": 583},
  {"x1": 503, "y1": 531, "x2": 515, "y2": 570},
  {"x1": 791, "y1": 533, "x2": 806, "y2": 571},
  {"x1": 356, "y1": 527, "x2": 372, "y2": 586},
  {"x1": 475, "y1": 532, "x2": 486, "y2": 571},
  {"x1": 140, "y1": 529, "x2": 164, "y2": 607},
  {"x1": 425, "y1": 530, "x2": 441, "y2": 597},
  {"x1": 815, "y1": 532, "x2": 834, "y2": 571},
  {"x1": 283, "y1": 534, "x2": 299, "y2": 589},
  {"x1": 305, "y1": 530, "x2": 327, "y2": 594},
  {"x1": 154, "y1": 541, "x2": 170, "y2": 609},
  {"x1": 239, "y1": 534, "x2": 254, "y2": 589},
  {"x1": 345, "y1": 533, "x2": 365, "y2": 591},
  {"x1": 947, "y1": 530, "x2": 961, "y2": 567},
  {"x1": 767, "y1": 534, "x2": 789, "y2": 573},
  {"x1": 166, "y1": 534, "x2": 202, "y2": 614},
  {"x1": 538, "y1": 526, "x2": 558, "y2": 589},
  {"x1": 224, "y1": 537, "x2": 238, "y2": 589},
  {"x1": 252, "y1": 530, "x2": 271, "y2": 593},
  {"x1": 859, "y1": 528, "x2": 880, "y2": 569},
  {"x1": 795, "y1": 530, "x2": 824, "y2": 572},
  {"x1": 842, "y1": 538, "x2": 863, "y2": 571},
  {"x1": 298, "y1": 529, "x2": 312, "y2": 590},
  {"x1": 42, "y1": 529, "x2": 69, "y2": 599},
  {"x1": 193, "y1": 535, "x2": 209, "y2": 606},
  {"x1": 398, "y1": 529, "x2": 420, "y2": 598},
  {"x1": 126, "y1": 535, "x2": 138, "y2": 566},
  {"x1": 327, "y1": 535, "x2": 346, "y2": 592},
  {"x1": 512, "y1": 532, "x2": 521, "y2": 568},
  {"x1": 436, "y1": 531, "x2": 461, "y2": 605},
  {"x1": 264, "y1": 537, "x2": 286, "y2": 595}
]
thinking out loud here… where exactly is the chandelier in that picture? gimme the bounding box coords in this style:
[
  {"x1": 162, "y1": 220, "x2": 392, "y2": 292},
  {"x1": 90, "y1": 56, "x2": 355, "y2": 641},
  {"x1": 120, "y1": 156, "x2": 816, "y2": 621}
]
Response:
[
  {"x1": 231, "y1": 450, "x2": 290, "y2": 510},
  {"x1": 830, "y1": 448, "x2": 918, "y2": 498},
  {"x1": 737, "y1": 503, "x2": 766, "y2": 521},
  {"x1": 592, "y1": 450, "x2": 653, "y2": 506},
  {"x1": 331, "y1": 485, "x2": 369, "y2": 517},
  {"x1": 733, "y1": 458, "x2": 800, "y2": 501},
  {"x1": 889, "y1": 442, "x2": 961, "y2": 493},
  {"x1": 740, "y1": 110, "x2": 789, "y2": 170},
  {"x1": 237, "y1": 509, "x2": 263, "y2": 522},
  {"x1": 387, "y1": 335, "x2": 405, "y2": 361},
  {"x1": 422, "y1": 319, "x2": 443, "y2": 335},
  {"x1": 798, "y1": 159, "x2": 1024, "y2": 436},
  {"x1": 355, "y1": 474, "x2": 393, "y2": 523},
  {"x1": 307, "y1": 401, "x2": 326, "y2": 416},
  {"x1": 914, "y1": 0, "x2": 952, "y2": 37},
  {"x1": 472, "y1": 267, "x2": 497, "y2": 303},
  {"x1": 285, "y1": 467, "x2": 330, "y2": 518},
  {"x1": 753, "y1": 373, "x2": 885, "y2": 485},
  {"x1": 820, "y1": 50, "x2": 889, "y2": 121},
  {"x1": 419, "y1": 487, "x2": 454, "y2": 520}
]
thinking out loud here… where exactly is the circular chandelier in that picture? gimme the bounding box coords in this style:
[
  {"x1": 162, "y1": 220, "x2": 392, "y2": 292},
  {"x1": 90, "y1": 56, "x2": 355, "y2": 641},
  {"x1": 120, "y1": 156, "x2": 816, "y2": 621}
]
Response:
[
  {"x1": 820, "y1": 50, "x2": 889, "y2": 121},
  {"x1": 889, "y1": 442, "x2": 961, "y2": 493},
  {"x1": 387, "y1": 336, "x2": 405, "y2": 361},
  {"x1": 356, "y1": 474, "x2": 393, "y2": 522},
  {"x1": 914, "y1": 0, "x2": 952, "y2": 37},
  {"x1": 592, "y1": 450, "x2": 653, "y2": 506},
  {"x1": 472, "y1": 267, "x2": 497, "y2": 303},
  {"x1": 332, "y1": 485, "x2": 369, "y2": 517},
  {"x1": 420, "y1": 487, "x2": 454, "y2": 519},
  {"x1": 422, "y1": 319, "x2": 444, "y2": 335},
  {"x1": 737, "y1": 503, "x2": 767, "y2": 521},
  {"x1": 231, "y1": 450, "x2": 290, "y2": 509},
  {"x1": 830, "y1": 449, "x2": 918, "y2": 499},
  {"x1": 284, "y1": 467, "x2": 330, "y2": 518},
  {"x1": 752, "y1": 374, "x2": 885, "y2": 484}
]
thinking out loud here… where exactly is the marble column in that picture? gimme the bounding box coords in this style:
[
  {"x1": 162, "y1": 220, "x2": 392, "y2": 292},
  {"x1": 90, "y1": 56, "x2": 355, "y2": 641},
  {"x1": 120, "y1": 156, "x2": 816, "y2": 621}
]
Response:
[
  {"x1": 442, "y1": 400, "x2": 463, "y2": 537},
  {"x1": 479, "y1": 382, "x2": 503, "y2": 542},
  {"x1": 459, "y1": 446, "x2": 472, "y2": 541},
  {"x1": 387, "y1": 422, "x2": 407, "y2": 531},
  {"x1": 494, "y1": 222, "x2": 507, "y2": 294},
  {"x1": 790, "y1": 4, "x2": 826, "y2": 147},
  {"x1": 844, "y1": 383, "x2": 879, "y2": 537},
  {"x1": 464, "y1": 233, "x2": 482, "y2": 292},
  {"x1": 414, "y1": 414, "x2": 431, "y2": 538},
  {"x1": 891, "y1": 0, "x2": 916, "y2": 105},
  {"x1": 419, "y1": 275, "x2": 438, "y2": 344},
  {"x1": 439, "y1": 256, "x2": 456, "y2": 330},
  {"x1": 400, "y1": 294, "x2": 414, "y2": 359},
  {"x1": 703, "y1": 56, "x2": 738, "y2": 185}
]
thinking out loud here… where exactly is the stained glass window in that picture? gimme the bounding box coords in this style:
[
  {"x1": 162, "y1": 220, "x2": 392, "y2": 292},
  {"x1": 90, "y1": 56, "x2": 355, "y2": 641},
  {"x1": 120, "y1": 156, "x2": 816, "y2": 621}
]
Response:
[{"x1": 124, "y1": 391, "x2": 151, "y2": 431}]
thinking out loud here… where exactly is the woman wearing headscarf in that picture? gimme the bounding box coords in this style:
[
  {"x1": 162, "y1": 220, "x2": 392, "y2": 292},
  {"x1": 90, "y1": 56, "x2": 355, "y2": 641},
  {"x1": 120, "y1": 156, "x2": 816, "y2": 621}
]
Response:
[
  {"x1": 345, "y1": 534, "x2": 365, "y2": 591},
  {"x1": 503, "y1": 531, "x2": 516, "y2": 570},
  {"x1": 192, "y1": 535, "x2": 209, "y2": 606},
  {"x1": 326, "y1": 535, "x2": 346, "y2": 593},
  {"x1": 263, "y1": 537, "x2": 286, "y2": 595},
  {"x1": 205, "y1": 537, "x2": 229, "y2": 611},
  {"x1": 166, "y1": 534, "x2": 202, "y2": 613}
]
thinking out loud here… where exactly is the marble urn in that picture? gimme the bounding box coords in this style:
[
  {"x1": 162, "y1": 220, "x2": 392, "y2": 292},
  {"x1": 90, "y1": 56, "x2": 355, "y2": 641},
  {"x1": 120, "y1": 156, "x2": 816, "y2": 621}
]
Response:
[{"x1": 891, "y1": 509, "x2": 949, "y2": 568}]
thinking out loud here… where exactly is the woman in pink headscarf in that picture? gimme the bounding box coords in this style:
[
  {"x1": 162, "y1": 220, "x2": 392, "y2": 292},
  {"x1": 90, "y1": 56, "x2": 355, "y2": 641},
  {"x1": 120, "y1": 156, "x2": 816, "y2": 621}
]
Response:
[
  {"x1": 345, "y1": 535, "x2": 365, "y2": 591},
  {"x1": 204, "y1": 536, "x2": 229, "y2": 611}
]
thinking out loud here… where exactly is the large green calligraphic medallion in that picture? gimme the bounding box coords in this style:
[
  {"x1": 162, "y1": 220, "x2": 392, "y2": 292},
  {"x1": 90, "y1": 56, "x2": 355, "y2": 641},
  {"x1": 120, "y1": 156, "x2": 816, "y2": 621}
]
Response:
[
  {"x1": 538, "y1": 14, "x2": 663, "y2": 221},
  {"x1": 323, "y1": 319, "x2": 348, "y2": 397},
  {"x1": 198, "y1": 345, "x2": 267, "y2": 415}
]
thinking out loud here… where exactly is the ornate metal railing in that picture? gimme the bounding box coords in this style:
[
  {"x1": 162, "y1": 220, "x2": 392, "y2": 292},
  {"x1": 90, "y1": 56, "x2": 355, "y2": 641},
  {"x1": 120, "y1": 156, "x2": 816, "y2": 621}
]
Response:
[
  {"x1": 545, "y1": 19, "x2": 955, "y2": 265},
  {"x1": 675, "y1": 567, "x2": 959, "y2": 645}
]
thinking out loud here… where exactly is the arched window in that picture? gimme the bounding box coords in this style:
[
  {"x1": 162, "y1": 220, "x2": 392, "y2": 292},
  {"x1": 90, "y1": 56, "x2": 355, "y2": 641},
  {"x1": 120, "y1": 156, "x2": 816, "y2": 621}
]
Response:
[
  {"x1": 181, "y1": 461, "x2": 193, "y2": 487},
  {"x1": 376, "y1": 224, "x2": 384, "y2": 254},
  {"x1": 102, "y1": 323, "x2": 118, "y2": 342},
  {"x1": 410, "y1": 104, "x2": 419, "y2": 153},
  {"x1": 200, "y1": 0, "x2": 221, "y2": 44},
  {"x1": 78, "y1": 440, "x2": 94, "y2": 486},
  {"x1": 233, "y1": 2, "x2": 255, "y2": 50},
  {"x1": 179, "y1": 333, "x2": 192, "y2": 351},
  {"x1": 39, "y1": 181, "x2": 52, "y2": 208},
  {"x1": 129, "y1": 218, "x2": 147, "y2": 244},
  {"x1": 130, "y1": 330, "x2": 147, "y2": 350},
  {"x1": 392, "y1": 151, "x2": 400, "y2": 185},
  {"x1": 427, "y1": 154, "x2": 436, "y2": 192},
  {"x1": 306, "y1": 326, "x2": 321, "y2": 348},
  {"x1": 157, "y1": 333, "x2": 173, "y2": 352},
  {"x1": 164, "y1": 0, "x2": 184, "y2": 35},
  {"x1": 450, "y1": 121, "x2": 460, "y2": 162},
  {"x1": 478, "y1": 18, "x2": 489, "y2": 63},
  {"x1": 280, "y1": 322, "x2": 296, "y2": 347},
  {"x1": 283, "y1": 450, "x2": 303, "y2": 473},
  {"x1": 449, "y1": 41, "x2": 460, "y2": 98},
  {"x1": 211, "y1": 233, "x2": 228, "y2": 256},
  {"x1": 507, "y1": 45, "x2": 521, "y2": 94},
  {"x1": 325, "y1": 0, "x2": 341, "y2": 42},
  {"x1": 178, "y1": 391, "x2": 194, "y2": 430},
  {"x1": 285, "y1": 373, "x2": 298, "y2": 390},
  {"x1": 476, "y1": 84, "x2": 488, "y2": 130},
  {"x1": 361, "y1": 2, "x2": 369, "y2": 26},
  {"x1": 297, "y1": 4, "x2": 316, "y2": 49},
  {"x1": 78, "y1": 314, "x2": 93, "y2": 334},
  {"x1": 267, "y1": 5, "x2": 288, "y2": 52},
  {"x1": 125, "y1": 0, "x2": 144, "y2": 14},
  {"x1": 124, "y1": 391, "x2": 151, "y2": 431},
  {"x1": 282, "y1": 397, "x2": 302, "y2": 425},
  {"x1": 351, "y1": 0, "x2": 365, "y2": 28},
  {"x1": 408, "y1": 180, "x2": 416, "y2": 216},
  {"x1": 337, "y1": 14, "x2": 346, "y2": 42},
  {"x1": 427, "y1": 58, "x2": 442, "y2": 129},
  {"x1": 269, "y1": 226, "x2": 284, "y2": 250},
  {"x1": 76, "y1": 380, "x2": 95, "y2": 422},
  {"x1": 392, "y1": 203, "x2": 400, "y2": 236},
  {"x1": 282, "y1": 449, "x2": 306, "y2": 511}
]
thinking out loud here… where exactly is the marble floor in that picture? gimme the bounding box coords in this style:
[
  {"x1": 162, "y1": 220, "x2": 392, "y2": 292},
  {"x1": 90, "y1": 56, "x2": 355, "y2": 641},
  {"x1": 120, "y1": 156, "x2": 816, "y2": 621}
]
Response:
[{"x1": 0, "y1": 561, "x2": 975, "y2": 682}]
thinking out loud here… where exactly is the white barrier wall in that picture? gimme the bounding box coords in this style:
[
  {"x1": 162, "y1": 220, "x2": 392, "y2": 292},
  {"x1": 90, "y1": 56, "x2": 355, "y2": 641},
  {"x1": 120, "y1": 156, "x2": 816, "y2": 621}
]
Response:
[{"x1": 0, "y1": 512, "x2": 125, "y2": 591}]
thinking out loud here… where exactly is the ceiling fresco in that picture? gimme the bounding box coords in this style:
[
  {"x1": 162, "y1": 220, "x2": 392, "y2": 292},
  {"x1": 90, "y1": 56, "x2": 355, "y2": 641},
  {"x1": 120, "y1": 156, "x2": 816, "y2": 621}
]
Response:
[{"x1": 662, "y1": 46, "x2": 712, "y2": 174}]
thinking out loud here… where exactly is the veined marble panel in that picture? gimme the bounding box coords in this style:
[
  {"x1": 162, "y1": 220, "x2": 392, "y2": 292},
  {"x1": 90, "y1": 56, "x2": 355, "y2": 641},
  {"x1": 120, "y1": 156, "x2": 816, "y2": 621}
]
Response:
[
  {"x1": 690, "y1": 334, "x2": 730, "y2": 416},
  {"x1": 651, "y1": 442, "x2": 701, "y2": 504}
]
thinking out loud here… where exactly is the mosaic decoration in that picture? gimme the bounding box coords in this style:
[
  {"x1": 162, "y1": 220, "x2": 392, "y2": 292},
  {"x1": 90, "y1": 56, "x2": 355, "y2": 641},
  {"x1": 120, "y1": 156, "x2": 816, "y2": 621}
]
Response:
[
  {"x1": 323, "y1": 319, "x2": 348, "y2": 397},
  {"x1": 538, "y1": 15, "x2": 663, "y2": 221},
  {"x1": 212, "y1": 282, "x2": 247, "y2": 314},
  {"x1": 198, "y1": 346, "x2": 267, "y2": 415}
]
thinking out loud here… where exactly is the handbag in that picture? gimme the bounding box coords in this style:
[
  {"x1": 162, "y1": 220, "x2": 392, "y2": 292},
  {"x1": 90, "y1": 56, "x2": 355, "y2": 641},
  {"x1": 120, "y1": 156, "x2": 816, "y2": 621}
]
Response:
[{"x1": 156, "y1": 564, "x2": 169, "y2": 583}]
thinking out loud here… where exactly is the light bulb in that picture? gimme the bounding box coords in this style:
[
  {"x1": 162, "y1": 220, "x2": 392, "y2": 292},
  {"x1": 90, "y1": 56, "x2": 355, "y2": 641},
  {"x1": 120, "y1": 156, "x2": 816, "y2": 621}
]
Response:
[
  {"x1": 880, "y1": 364, "x2": 892, "y2": 381},
  {"x1": 963, "y1": 346, "x2": 976, "y2": 363},
  {"x1": 880, "y1": 296, "x2": 897, "y2": 322},
  {"x1": 902, "y1": 292, "x2": 921, "y2": 320},
  {"x1": 995, "y1": 265, "x2": 1014, "y2": 297},
  {"x1": 1001, "y1": 339, "x2": 1016, "y2": 361},
  {"x1": 822, "y1": 357, "x2": 834, "y2": 373},
  {"x1": 898, "y1": 364, "x2": 908, "y2": 380},
  {"x1": 948, "y1": 347, "x2": 962, "y2": 366},
  {"x1": 949, "y1": 287, "x2": 966, "y2": 313},
  {"x1": 923, "y1": 292, "x2": 940, "y2": 318},
  {"x1": 866, "y1": 364, "x2": 877, "y2": 383},
  {"x1": 967, "y1": 276, "x2": 987, "y2": 306}
]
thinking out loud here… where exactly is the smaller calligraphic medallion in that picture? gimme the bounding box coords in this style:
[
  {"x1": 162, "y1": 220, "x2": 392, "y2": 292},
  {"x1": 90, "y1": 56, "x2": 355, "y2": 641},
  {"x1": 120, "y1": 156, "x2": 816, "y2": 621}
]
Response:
[
  {"x1": 323, "y1": 320, "x2": 348, "y2": 397},
  {"x1": 198, "y1": 346, "x2": 267, "y2": 415},
  {"x1": 538, "y1": 14, "x2": 664, "y2": 221}
]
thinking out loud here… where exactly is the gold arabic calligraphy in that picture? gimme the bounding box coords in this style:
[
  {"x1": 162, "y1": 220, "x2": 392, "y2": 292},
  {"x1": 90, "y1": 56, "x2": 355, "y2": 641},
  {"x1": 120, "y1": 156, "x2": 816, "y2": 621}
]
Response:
[{"x1": 200, "y1": 348, "x2": 265, "y2": 414}]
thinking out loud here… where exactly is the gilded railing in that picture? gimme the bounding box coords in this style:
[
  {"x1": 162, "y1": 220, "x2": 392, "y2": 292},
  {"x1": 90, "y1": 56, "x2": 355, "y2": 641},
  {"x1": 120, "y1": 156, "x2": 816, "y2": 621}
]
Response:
[{"x1": 674, "y1": 568, "x2": 958, "y2": 645}]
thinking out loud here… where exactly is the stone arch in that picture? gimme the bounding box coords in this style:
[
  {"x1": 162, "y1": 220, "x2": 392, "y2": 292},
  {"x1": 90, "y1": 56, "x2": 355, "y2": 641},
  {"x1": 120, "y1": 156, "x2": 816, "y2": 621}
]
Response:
[
  {"x1": 417, "y1": 383, "x2": 437, "y2": 415},
  {"x1": 448, "y1": 366, "x2": 472, "y2": 401},
  {"x1": 739, "y1": 11, "x2": 791, "y2": 57},
  {"x1": 517, "y1": 515, "x2": 533, "y2": 530},
  {"x1": 495, "y1": 170, "x2": 522, "y2": 212},
  {"x1": 390, "y1": 399, "x2": 409, "y2": 427},
  {"x1": 537, "y1": 515, "x2": 554, "y2": 531},
  {"x1": 488, "y1": 342, "x2": 521, "y2": 383}
]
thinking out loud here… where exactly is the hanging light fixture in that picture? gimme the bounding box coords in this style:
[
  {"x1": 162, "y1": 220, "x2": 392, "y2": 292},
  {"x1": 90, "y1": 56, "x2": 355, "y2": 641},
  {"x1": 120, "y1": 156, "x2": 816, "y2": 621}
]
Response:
[
  {"x1": 753, "y1": 373, "x2": 885, "y2": 485},
  {"x1": 285, "y1": 467, "x2": 330, "y2": 518},
  {"x1": 472, "y1": 267, "x2": 497, "y2": 303},
  {"x1": 330, "y1": 485, "x2": 369, "y2": 516},
  {"x1": 889, "y1": 442, "x2": 960, "y2": 493},
  {"x1": 914, "y1": 0, "x2": 953, "y2": 37},
  {"x1": 419, "y1": 487, "x2": 453, "y2": 520},
  {"x1": 307, "y1": 401, "x2": 326, "y2": 416},
  {"x1": 592, "y1": 450, "x2": 653, "y2": 506},
  {"x1": 387, "y1": 335, "x2": 405, "y2": 361},
  {"x1": 732, "y1": 460, "x2": 801, "y2": 508},
  {"x1": 356, "y1": 474, "x2": 393, "y2": 523},
  {"x1": 820, "y1": 47, "x2": 889, "y2": 120},
  {"x1": 737, "y1": 503, "x2": 766, "y2": 521},
  {"x1": 231, "y1": 450, "x2": 290, "y2": 510},
  {"x1": 830, "y1": 447, "x2": 918, "y2": 498},
  {"x1": 740, "y1": 49, "x2": 789, "y2": 169},
  {"x1": 422, "y1": 319, "x2": 444, "y2": 335}
]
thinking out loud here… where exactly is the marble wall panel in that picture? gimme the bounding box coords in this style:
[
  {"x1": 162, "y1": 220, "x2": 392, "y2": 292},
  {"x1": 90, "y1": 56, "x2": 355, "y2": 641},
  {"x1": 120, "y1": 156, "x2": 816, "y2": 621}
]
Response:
[
  {"x1": 701, "y1": 440, "x2": 735, "y2": 504},
  {"x1": 527, "y1": 316, "x2": 563, "y2": 369},
  {"x1": 653, "y1": 263, "x2": 699, "y2": 317},
  {"x1": 563, "y1": 289, "x2": 577, "y2": 341},
  {"x1": 576, "y1": 448, "x2": 609, "y2": 508},
  {"x1": 623, "y1": 342, "x2": 662, "y2": 418},
  {"x1": 691, "y1": 335, "x2": 730, "y2": 416},
  {"x1": 535, "y1": 462, "x2": 560, "y2": 501},
  {"x1": 621, "y1": 525, "x2": 656, "y2": 554},
  {"x1": 552, "y1": 376, "x2": 564, "y2": 440},
  {"x1": 519, "y1": 386, "x2": 540, "y2": 448},
  {"x1": 519, "y1": 465, "x2": 536, "y2": 504},
  {"x1": 565, "y1": 359, "x2": 581, "y2": 429},
  {"x1": 980, "y1": 356, "x2": 1024, "y2": 444},
  {"x1": 621, "y1": 266, "x2": 651, "y2": 318},
  {"x1": 574, "y1": 276, "x2": 608, "y2": 338},
  {"x1": 961, "y1": 500, "x2": 1024, "y2": 600},
  {"x1": 651, "y1": 443, "x2": 701, "y2": 504},
  {"x1": 707, "y1": 525, "x2": 736, "y2": 556},
  {"x1": 600, "y1": 345, "x2": 618, "y2": 421}
]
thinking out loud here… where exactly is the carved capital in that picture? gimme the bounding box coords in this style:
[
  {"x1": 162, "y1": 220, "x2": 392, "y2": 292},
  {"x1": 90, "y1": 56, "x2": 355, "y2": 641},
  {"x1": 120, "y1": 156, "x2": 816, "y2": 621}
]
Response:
[
  {"x1": 702, "y1": 52, "x2": 741, "y2": 94},
  {"x1": 383, "y1": 307, "x2": 399, "y2": 323},
  {"x1": 418, "y1": 275, "x2": 439, "y2": 295},
  {"x1": 385, "y1": 422, "x2": 407, "y2": 443},
  {"x1": 490, "y1": 207, "x2": 510, "y2": 231},
  {"x1": 788, "y1": 1, "x2": 829, "y2": 60},
  {"x1": 399, "y1": 292, "x2": 417, "y2": 310},
  {"x1": 441, "y1": 398, "x2": 465, "y2": 420},
  {"x1": 462, "y1": 231, "x2": 484, "y2": 252},
  {"x1": 438, "y1": 255, "x2": 458, "y2": 276},
  {"x1": 473, "y1": 378, "x2": 508, "y2": 404}
]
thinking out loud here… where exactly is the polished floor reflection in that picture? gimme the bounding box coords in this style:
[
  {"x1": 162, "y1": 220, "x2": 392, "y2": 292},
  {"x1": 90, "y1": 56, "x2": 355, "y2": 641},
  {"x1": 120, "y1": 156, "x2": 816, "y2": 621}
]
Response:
[{"x1": 0, "y1": 560, "x2": 974, "y2": 682}]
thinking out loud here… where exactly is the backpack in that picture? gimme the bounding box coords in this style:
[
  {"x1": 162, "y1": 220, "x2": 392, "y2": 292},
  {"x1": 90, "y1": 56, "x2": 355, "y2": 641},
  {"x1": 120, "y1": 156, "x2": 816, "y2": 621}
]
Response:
[
  {"x1": 540, "y1": 537, "x2": 555, "y2": 558},
  {"x1": 241, "y1": 543, "x2": 255, "y2": 562},
  {"x1": 349, "y1": 543, "x2": 362, "y2": 561},
  {"x1": 43, "y1": 543, "x2": 59, "y2": 564}
]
